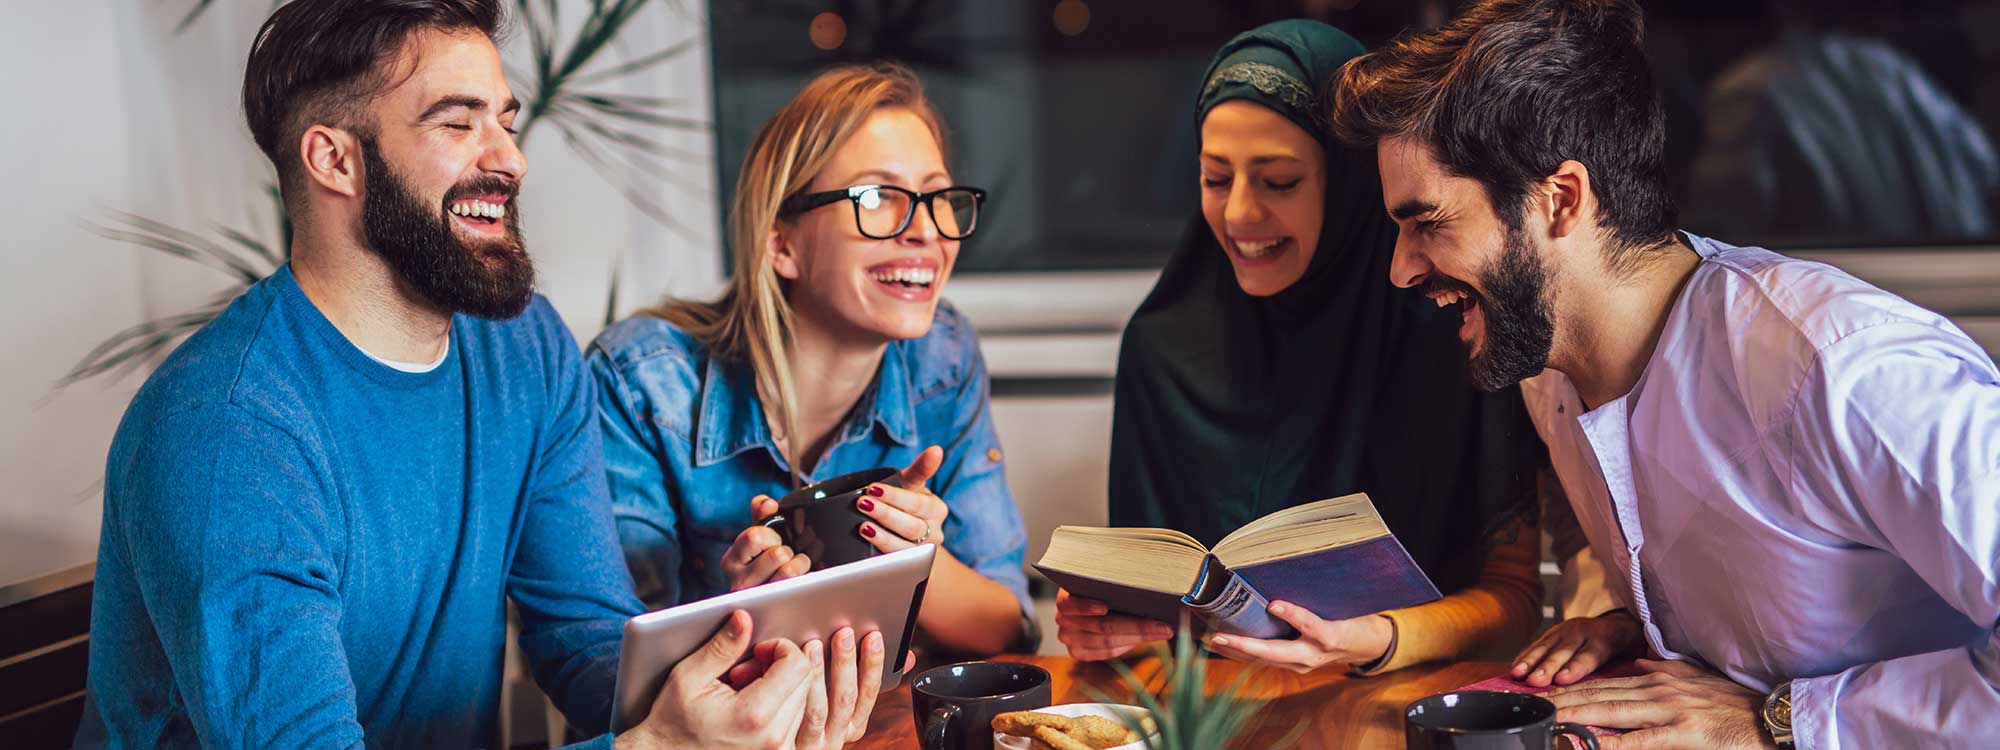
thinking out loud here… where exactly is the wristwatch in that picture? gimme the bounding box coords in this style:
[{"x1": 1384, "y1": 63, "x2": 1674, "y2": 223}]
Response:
[{"x1": 1761, "y1": 680, "x2": 1794, "y2": 748}]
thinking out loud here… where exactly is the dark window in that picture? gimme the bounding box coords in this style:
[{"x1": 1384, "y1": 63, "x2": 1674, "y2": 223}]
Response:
[
  {"x1": 709, "y1": 1, "x2": 2000, "y2": 272},
  {"x1": 1648, "y1": 0, "x2": 2000, "y2": 250}
]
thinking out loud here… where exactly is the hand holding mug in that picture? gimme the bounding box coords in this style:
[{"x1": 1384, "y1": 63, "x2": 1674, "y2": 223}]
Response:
[
  {"x1": 855, "y1": 445, "x2": 952, "y2": 553},
  {"x1": 722, "y1": 495, "x2": 811, "y2": 591}
]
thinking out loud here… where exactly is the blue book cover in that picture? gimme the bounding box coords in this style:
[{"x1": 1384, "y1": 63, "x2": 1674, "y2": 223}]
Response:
[{"x1": 1229, "y1": 536, "x2": 1440, "y2": 624}]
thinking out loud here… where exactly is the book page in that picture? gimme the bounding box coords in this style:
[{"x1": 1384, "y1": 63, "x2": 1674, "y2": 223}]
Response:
[
  {"x1": 1211, "y1": 493, "x2": 1391, "y2": 567},
  {"x1": 1035, "y1": 525, "x2": 1208, "y2": 595},
  {"x1": 1213, "y1": 492, "x2": 1374, "y2": 548},
  {"x1": 1052, "y1": 525, "x2": 1207, "y2": 549}
]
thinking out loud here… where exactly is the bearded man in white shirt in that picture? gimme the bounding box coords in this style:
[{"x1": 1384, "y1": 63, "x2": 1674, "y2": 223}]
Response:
[{"x1": 1331, "y1": 1, "x2": 2000, "y2": 748}]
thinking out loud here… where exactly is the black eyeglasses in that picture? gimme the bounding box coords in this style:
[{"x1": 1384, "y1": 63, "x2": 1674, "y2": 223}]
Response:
[{"x1": 778, "y1": 184, "x2": 986, "y2": 240}]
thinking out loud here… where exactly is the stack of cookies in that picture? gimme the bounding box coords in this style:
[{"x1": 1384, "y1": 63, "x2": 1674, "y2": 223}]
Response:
[{"x1": 991, "y1": 710, "x2": 1156, "y2": 750}]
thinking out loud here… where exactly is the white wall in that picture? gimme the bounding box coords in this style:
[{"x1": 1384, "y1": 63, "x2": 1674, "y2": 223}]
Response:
[{"x1": 0, "y1": 2, "x2": 724, "y2": 590}]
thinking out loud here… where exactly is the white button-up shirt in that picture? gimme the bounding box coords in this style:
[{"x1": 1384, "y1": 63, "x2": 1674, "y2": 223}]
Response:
[{"x1": 1522, "y1": 233, "x2": 2000, "y2": 748}]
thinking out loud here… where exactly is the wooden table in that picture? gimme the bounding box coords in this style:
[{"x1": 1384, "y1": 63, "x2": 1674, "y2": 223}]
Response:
[{"x1": 853, "y1": 654, "x2": 1509, "y2": 749}]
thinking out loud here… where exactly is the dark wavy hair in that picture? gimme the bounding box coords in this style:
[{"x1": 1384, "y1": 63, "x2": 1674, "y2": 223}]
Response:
[
  {"x1": 242, "y1": 0, "x2": 504, "y2": 199},
  {"x1": 1331, "y1": 0, "x2": 1677, "y2": 270}
]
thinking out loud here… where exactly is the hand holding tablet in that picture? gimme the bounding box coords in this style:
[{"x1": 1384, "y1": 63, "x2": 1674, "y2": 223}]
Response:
[
  {"x1": 614, "y1": 545, "x2": 937, "y2": 734},
  {"x1": 612, "y1": 609, "x2": 814, "y2": 750}
]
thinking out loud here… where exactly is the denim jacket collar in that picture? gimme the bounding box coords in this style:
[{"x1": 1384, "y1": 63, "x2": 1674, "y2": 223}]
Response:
[{"x1": 693, "y1": 343, "x2": 920, "y2": 470}]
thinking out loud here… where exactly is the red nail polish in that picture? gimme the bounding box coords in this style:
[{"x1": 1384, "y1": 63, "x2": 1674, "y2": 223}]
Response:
[
  {"x1": 858, "y1": 498, "x2": 875, "y2": 512},
  {"x1": 864, "y1": 485, "x2": 885, "y2": 497},
  {"x1": 860, "y1": 524, "x2": 877, "y2": 538}
]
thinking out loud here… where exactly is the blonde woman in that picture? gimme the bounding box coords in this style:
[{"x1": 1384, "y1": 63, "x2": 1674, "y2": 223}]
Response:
[{"x1": 587, "y1": 64, "x2": 1034, "y2": 659}]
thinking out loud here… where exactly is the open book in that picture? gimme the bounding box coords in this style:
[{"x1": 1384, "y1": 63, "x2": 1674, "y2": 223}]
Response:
[{"x1": 1033, "y1": 493, "x2": 1440, "y2": 639}]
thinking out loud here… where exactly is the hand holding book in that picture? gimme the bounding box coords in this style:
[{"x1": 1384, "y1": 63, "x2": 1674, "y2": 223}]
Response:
[
  {"x1": 1051, "y1": 589, "x2": 1175, "y2": 661},
  {"x1": 1202, "y1": 602, "x2": 1395, "y2": 673}
]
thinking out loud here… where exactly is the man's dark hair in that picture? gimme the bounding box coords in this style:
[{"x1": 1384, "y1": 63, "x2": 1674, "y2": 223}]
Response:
[
  {"x1": 1331, "y1": 0, "x2": 1677, "y2": 268},
  {"x1": 243, "y1": 0, "x2": 504, "y2": 200}
]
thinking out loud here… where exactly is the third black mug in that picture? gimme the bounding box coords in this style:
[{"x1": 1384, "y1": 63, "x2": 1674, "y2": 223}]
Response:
[
  {"x1": 1405, "y1": 691, "x2": 1600, "y2": 750},
  {"x1": 911, "y1": 661, "x2": 1052, "y2": 750}
]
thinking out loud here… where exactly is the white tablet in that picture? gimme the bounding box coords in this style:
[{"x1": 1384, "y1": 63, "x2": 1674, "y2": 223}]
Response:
[{"x1": 611, "y1": 545, "x2": 936, "y2": 731}]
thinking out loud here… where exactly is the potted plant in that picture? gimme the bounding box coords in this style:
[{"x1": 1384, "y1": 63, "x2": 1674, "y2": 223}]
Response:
[{"x1": 1096, "y1": 623, "x2": 1301, "y2": 750}]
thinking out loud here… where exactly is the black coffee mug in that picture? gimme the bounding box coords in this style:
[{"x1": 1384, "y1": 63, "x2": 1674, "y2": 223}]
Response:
[
  {"x1": 911, "y1": 661, "x2": 1052, "y2": 750},
  {"x1": 758, "y1": 467, "x2": 904, "y2": 571},
  {"x1": 1405, "y1": 691, "x2": 1599, "y2": 750}
]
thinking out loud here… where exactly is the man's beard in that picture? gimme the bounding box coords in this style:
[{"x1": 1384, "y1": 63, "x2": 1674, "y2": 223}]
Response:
[
  {"x1": 359, "y1": 138, "x2": 535, "y2": 319},
  {"x1": 1423, "y1": 222, "x2": 1556, "y2": 391}
]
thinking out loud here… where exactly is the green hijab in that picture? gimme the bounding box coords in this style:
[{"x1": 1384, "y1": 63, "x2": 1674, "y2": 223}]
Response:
[{"x1": 1108, "y1": 20, "x2": 1542, "y2": 593}]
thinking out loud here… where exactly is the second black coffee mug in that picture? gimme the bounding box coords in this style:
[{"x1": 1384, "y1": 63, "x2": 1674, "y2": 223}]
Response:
[
  {"x1": 912, "y1": 661, "x2": 1052, "y2": 750},
  {"x1": 758, "y1": 467, "x2": 904, "y2": 571},
  {"x1": 1405, "y1": 691, "x2": 1599, "y2": 750}
]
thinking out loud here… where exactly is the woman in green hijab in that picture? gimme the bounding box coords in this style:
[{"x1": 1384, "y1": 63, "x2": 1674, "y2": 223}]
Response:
[{"x1": 1054, "y1": 20, "x2": 1549, "y2": 675}]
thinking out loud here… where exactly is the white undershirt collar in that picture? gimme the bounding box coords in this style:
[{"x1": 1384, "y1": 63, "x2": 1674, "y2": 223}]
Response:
[{"x1": 358, "y1": 337, "x2": 450, "y2": 373}]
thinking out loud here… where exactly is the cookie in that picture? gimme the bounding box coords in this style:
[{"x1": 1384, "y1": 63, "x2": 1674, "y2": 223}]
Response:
[
  {"x1": 1032, "y1": 726, "x2": 1098, "y2": 750},
  {"x1": 992, "y1": 710, "x2": 1072, "y2": 736}
]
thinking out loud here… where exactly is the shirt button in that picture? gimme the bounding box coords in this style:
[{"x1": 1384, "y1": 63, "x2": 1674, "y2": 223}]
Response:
[
  {"x1": 986, "y1": 448, "x2": 1003, "y2": 463},
  {"x1": 690, "y1": 557, "x2": 705, "y2": 572}
]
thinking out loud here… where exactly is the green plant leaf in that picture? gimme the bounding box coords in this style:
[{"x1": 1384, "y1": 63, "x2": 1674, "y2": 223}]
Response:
[
  {"x1": 1094, "y1": 656, "x2": 1173, "y2": 749},
  {"x1": 174, "y1": 0, "x2": 219, "y2": 34},
  {"x1": 215, "y1": 225, "x2": 282, "y2": 267},
  {"x1": 59, "y1": 301, "x2": 233, "y2": 387},
  {"x1": 88, "y1": 212, "x2": 275, "y2": 285},
  {"x1": 267, "y1": 183, "x2": 294, "y2": 255},
  {"x1": 67, "y1": 204, "x2": 285, "y2": 389},
  {"x1": 551, "y1": 103, "x2": 708, "y2": 178},
  {"x1": 602, "y1": 261, "x2": 621, "y2": 327},
  {"x1": 559, "y1": 0, "x2": 654, "y2": 82},
  {"x1": 548, "y1": 114, "x2": 697, "y2": 236},
  {"x1": 1082, "y1": 624, "x2": 1309, "y2": 750},
  {"x1": 567, "y1": 37, "x2": 697, "y2": 86},
  {"x1": 562, "y1": 92, "x2": 707, "y2": 130},
  {"x1": 509, "y1": 0, "x2": 708, "y2": 233},
  {"x1": 175, "y1": 0, "x2": 285, "y2": 36}
]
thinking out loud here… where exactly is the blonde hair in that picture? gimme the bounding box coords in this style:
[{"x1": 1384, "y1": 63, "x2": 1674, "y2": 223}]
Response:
[{"x1": 649, "y1": 63, "x2": 946, "y2": 482}]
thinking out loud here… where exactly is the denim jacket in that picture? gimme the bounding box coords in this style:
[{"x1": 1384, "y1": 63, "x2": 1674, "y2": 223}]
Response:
[{"x1": 585, "y1": 302, "x2": 1032, "y2": 619}]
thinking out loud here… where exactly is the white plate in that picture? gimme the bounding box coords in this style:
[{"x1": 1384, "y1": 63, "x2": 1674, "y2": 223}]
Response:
[{"x1": 992, "y1": 702, "x2": 1157, "y2": 750}]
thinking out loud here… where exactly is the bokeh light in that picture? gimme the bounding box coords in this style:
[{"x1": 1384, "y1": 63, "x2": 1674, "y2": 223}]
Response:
[
  {"x1": 1053, "y1": 0, "x2": 1090, "y2": 37},
  {"x1": 810, "y1": 12, "x2": 847, "y2": 50}
]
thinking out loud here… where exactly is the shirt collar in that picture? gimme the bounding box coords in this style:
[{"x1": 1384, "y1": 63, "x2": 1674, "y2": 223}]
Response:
[
  {"x1": 694, "y1": 355, "x2": 772, "y2": 468},
  {"x1": 693, "y1": 344, "x2": 920, "y2": 470},
  {"x1": 1678, "y1": 229, "x2": 1724, "y2": 260},
  {"x1": 864, "y1": 342, "x2": 921, "y2": 448}
]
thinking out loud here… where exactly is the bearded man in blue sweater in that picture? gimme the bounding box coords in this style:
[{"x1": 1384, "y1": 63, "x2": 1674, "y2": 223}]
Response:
[{"x1": 73, "y1": 1, "x2": 887, "y2": 748}]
